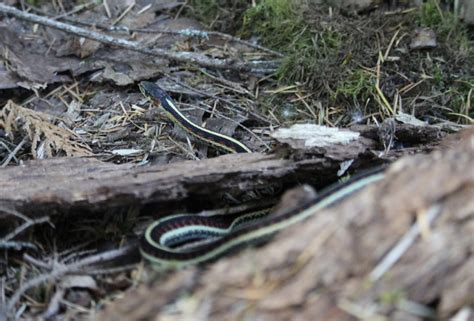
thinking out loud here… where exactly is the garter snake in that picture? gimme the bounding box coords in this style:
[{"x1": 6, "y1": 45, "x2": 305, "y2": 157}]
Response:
[
  {"x1": 139, "y1": 81, "x2": 251, "y2": 154},
  {"x1": 138, "y1": 81, "x2": 385, "y2": 269}
]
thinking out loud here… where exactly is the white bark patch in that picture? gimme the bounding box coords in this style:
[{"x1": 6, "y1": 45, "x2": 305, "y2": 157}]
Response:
[{"x1": 271, "y1": 124, "x2": 360, "y2": 147}]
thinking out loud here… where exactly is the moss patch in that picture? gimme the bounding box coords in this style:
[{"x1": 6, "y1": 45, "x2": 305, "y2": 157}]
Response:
[{"x1": 239, "y1": 1, "x2": 473, "y2": 125}]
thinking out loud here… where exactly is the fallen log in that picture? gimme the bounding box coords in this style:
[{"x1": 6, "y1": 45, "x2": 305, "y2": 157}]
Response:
[
  {"x1": 97, "y1": 127, "x2": 474, "y2": 321},
  {"x1": 0, "y1": 124, "x2": 443, "y2": 217}
]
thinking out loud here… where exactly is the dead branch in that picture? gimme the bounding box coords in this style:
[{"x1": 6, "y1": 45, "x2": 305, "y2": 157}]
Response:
[
  {"x1": 369, "y1": 204, "x2": 442, "y2": 281},
  {"x1": 0, "y1": 124, "x2": 445, "y2": 216},
  {"x1": 0, "y1": 137, "x2": 26, "y2": 167},
  {"x1": 0, "y1": 133, "x2": 369, "y2": 215},
  {"x1": 0, "y1": 4, "x2": 279, "y2": 74},
  {"x1": 6, "y1": 245, "x2": 134, "y2": 315},
  {"x1": 1, "y1": 216, "x2": 51, "y2": 243},
  {"x1": 0, "y1": 206, "x2": 50, "y2": 250},
  {"x1": 0, "y1": 241, "x2": 37, "y2": 250},
  {"x1": 60, "y1": 16, "x2": 284, "y2": 57}
]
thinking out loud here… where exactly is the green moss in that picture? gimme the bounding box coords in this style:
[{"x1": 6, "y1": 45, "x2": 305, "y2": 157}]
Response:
[
  {"x1": 432, "y1": 63, "x2": 444, "y2": 86},
  {"x1": 277, "y1": 47, "x2": 316, "y2": 83},
  {"x1": 425, "y1": 70, "x2": 473, "y2": 124},
  {"x1": 417, "y1": 0, "x2": 469, "y2": 51},
  {"x1": 239, "y1": 1, "x2": 472, "y2": 125},
  {"x1": 417, "y1": 0, "x2": 444, "y2": 27},
  {"x1": 188, "y1": 0, "x2": 250, "y2": 31},
  {"x1": 335, "y1": 69, "x2": 375, "y2": 102},
  {"x1": 241, "y1": 0, "x2": 307, "y2": 50},
  {"x1": 241, "y1": 0, "x2": 345, "y2": 84}
]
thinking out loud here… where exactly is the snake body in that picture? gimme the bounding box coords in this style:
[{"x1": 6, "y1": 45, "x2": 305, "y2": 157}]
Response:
[
  {"x1": 138, "y1": 81, "x2": 384, "y2": 269},
  {"x1": 139, "y1": 81, "x2": 251, "y2": 153}
]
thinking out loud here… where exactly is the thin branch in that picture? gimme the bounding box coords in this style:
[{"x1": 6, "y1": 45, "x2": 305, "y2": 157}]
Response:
[
  {"x1": 23, "y1": 254, "x2": 52, "y2": 270},
  {"x1": 369, "y1": 204, "x2": 442, "y2": 282},
  {"x1": 0, "y1": 4, "x2": 279, "y2": 73},
  {"x1": 1, "y1": 216, "x2": 51, "y2": 242},
  {"x1": 0, "y1": 241, "x2": 37, "y2": 250},
  {"x1": 0, "y1": 140, "x2": 18, "y2": 164},
  {"x1": 0, "y1": 206, "x2": 31, "y2": 222},
  {"x1": 7, "y1": 245, "x2": 134, "y2": 314},
  {"x1": 60, "y1": 16, "x2": 284, "y2": 57},
  {"x1": 140, "y1": 28, "x2": 284, "y2": 57},
  {"x1": 40, "y1": 287, "x2": 65, "y2": 319},
  {"x1": 1, "y1": 136, "x2": 27, "y2": 168}
]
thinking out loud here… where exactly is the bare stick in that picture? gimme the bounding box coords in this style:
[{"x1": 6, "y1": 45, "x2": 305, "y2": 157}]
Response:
[
  {"x1": 369, "y1": 204, "x2": 442, "y2": 282},
  {"x1": 0, "y1": 4, "x2": 278, "y2": 73},
  {"x1": 0, "y1": 241, "x2": 37, "y2": 250},
  {"x1": 2, "y1": 216, "x2": 51, "y2": 242},
  {"x1": 40, "y1": 288, "x2": 65, "y2": 319},
  {"x1": 6, "y1": 245, "x2": 134, "y2": 314},
  {"x1": 60, "y1": 16, "x2": 283, "y2": 57},
  {"x1": 1, "y1": 137, "x2": 27, "y2": 168},
  {"x1": 0, "y1": 206, "x2": 30, "y2": 222}
]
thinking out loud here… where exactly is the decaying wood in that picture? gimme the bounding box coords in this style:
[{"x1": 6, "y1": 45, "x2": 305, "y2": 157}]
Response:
[
  {"x1": 96, "y1": 128, "x2": 474, "y2": 321},
  {"x1": 0, "y1": 124, "x2": 443, "y2": 216},
  {"x1": 0, "y1": 153, "x2": 344, "y2": 216}
]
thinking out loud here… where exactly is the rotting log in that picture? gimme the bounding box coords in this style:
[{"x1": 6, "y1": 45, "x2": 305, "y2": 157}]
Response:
[
  {"x1": 0, "y1": 124, "x2": 444, "y2": 216},
  {"x1": 96, "y1": 127, "x2": 474, "y2": 321}
]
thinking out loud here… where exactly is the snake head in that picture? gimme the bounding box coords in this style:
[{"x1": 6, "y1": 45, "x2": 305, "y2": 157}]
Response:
[{"x1": 139, "y1": 81, "x2": 171, "y2": 104}]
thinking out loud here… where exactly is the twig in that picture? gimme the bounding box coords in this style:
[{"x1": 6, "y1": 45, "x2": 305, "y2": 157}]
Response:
[
  {"x1": 369, "y1": 204, "x2": 442, "y2": 282},
  {"x1": 40, "y1": 287, "x2": 65, "y2": 319},
  {"x1": 138, "y1": 28, "x2": 283, "y2": 57},
  {"x1": 1, "y1": 216, "x2": 51, "y2": 242},
  {"x1": 0, "y1": 4, "x2": 279, "y2": 73},
  {"x1": 0, "y1": 206, "x2": 30, "y2": 222},
  {"x1": 383, "y1": 29, "x2": 400, "y2": 61},
  {"x1": 112, "y1": 1, "x2": 135, "y2": 26},
  {"x1": 23, "y1": 254, "x2": 52, "y2": 270},
  {"x1": 198, "y1": 68, "x2": 254, "y2": 96},
  {"x1": 61, "y1": 16, "x2": 284, "y2": 57},
  {"x1": 0, "y1": 140, "x2": 18, "y2": 164},
  {"x1": 6, "y1": 245, "x2": 134, "y2": 314},
  {"x1": 52, "y1": 1, "x2": 98, "y2": 20},
  {"x1": 0, "y1": 241, "x2": 37, "y2": 250},
  {"x1": 1, "y1": 137, "x2": 27, "y2": 168}
]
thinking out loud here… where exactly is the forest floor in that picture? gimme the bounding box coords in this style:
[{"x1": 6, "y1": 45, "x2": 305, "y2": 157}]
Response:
[{"x1": 0, "y1": 0, "x2": 473, "y2": 320}]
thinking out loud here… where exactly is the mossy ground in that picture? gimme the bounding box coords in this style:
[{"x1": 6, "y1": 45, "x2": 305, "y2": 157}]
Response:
[{"x1": 188, "y1": 0, "x2": 473, "y2": 125}]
